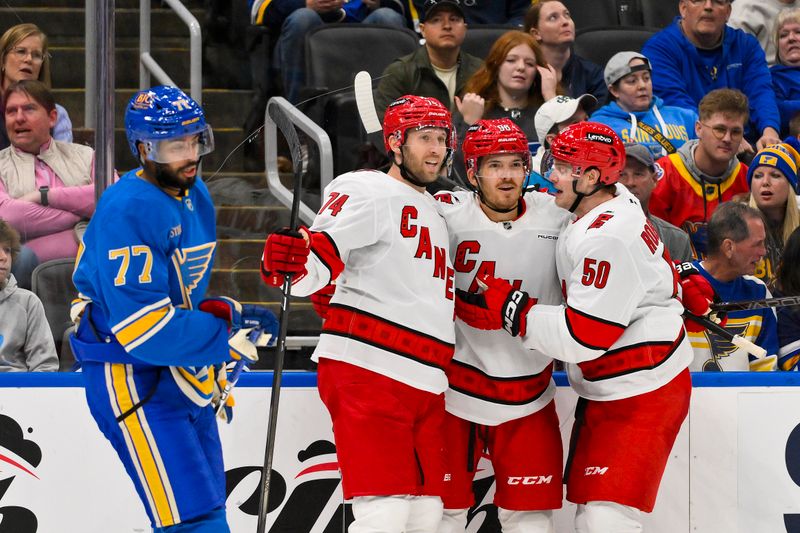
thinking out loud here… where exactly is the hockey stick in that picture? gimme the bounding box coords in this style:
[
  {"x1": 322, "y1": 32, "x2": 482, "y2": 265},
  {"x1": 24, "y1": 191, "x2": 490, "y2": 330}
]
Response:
[
  {"x1": 354, "y1": 70, "x2": 465, "y2": 190},
  {"x1": 711, "y1": 295, "x2": 800, "y2": 313},
  {"x1": 684, "y1": 312, "x2": 768, "y2": 359},
  {"x1": 256, "y1": 102, "x2": 308, "y2": 533}
]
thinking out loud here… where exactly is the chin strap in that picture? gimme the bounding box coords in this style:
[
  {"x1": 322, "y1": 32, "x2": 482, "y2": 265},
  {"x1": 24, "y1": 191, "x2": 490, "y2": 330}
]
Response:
[{"x1": 567, "y1": 168, "x2": 605, "y2": 213}]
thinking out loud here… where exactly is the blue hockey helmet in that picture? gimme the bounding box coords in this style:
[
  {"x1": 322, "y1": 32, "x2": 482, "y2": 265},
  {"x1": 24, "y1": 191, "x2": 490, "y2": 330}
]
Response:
[{"x1": 124, "y1": 85, "x2": 214, "y2": 163}]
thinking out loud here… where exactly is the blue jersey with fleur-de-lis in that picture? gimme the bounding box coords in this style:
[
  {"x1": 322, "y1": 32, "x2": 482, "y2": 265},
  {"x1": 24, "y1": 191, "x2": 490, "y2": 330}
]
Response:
[{"x1": 73, "y1": 168, "x2": 229, "y2": 369}]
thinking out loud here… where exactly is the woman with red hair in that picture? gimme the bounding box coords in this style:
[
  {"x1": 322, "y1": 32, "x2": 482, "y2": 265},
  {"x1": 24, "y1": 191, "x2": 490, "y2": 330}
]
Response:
[{"x1": 455, "y1": 30, "x2": 560, "y2": 143}]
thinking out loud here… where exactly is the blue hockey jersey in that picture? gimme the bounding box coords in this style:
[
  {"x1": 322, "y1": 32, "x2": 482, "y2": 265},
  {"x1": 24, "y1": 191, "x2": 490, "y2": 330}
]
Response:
[
  {"x1": 688, "y1": 261, "x2": 779, "y2": 371},
  {"x1": 73, "y1": 169, "x2": 231, "y2": 400}
]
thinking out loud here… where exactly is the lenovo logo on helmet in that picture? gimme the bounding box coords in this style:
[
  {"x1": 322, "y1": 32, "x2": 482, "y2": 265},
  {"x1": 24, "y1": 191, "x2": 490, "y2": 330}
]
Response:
[{"x1": 586, "y1": 132, "x2": 613, "y2": 144}]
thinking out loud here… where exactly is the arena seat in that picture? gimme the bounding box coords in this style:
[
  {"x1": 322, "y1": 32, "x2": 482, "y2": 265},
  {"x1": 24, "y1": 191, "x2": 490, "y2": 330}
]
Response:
[
  {"x1": 302, "y1": 24, "x2": 419, "y2": 174},
  {"x1": 31, "y1": 258, "x2": 78, "y2": 370},
  {"x1": 460, "y1": 25, "x2": 510, "y2": 60},
  {"x1": 640, "y1": 0, "x2": 680, "y2": 29},
  {"x1": 560, "y1": 0, "x2": 643, "y2": 29},
  {"x1": 573, "y1": 26, "x2": 659, "y2": 72}
]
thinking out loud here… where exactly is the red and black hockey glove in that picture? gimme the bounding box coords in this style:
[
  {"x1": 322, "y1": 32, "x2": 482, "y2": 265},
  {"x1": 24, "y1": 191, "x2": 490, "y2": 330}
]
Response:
[
  {"x1": 674, "y1": 261, "x2": 727, "y2": 333},
  {"x1": 261, "y1": 227, "x2": 310, "y2": 287},
  {"x1": 310, "y1": 282, "x2": 336, "y2": 320},
  {"x1": 455, "y1": 275, "x2": 536, "y2": 337}
]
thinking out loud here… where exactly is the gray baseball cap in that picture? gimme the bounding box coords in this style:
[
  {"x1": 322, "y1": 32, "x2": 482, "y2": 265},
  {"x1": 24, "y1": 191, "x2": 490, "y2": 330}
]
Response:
[
  {"x1": 604, "y1": 51, "x2": 651, "y2": 86},
  {"x1": 535, "y1": 94, "x2": 598, "y2": 143},
  {"x1": 624, "y1": 143, "x2": 656, "y2": 171}
]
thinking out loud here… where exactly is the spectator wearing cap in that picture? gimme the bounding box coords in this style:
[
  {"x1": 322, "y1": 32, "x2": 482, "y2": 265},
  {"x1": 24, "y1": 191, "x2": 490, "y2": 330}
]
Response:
[
  {"x1": 527, "y1": 93, "x2": 596, "y2": 191},
  {"x1": 745, "y1": 143, "x2": 800, "y2": 289},
  {"x1": 642, "y1": 0, "x2": 781, "y2": 151},
  {"x1": 0, "y1": 219, "x2": 58, "y2": 372},
  {"x1": 376, "y1": 0, "x2": 482, "y2": 118},
  {"x1": 252, "y1": 0, "x2": 406, "y2": 104},
  {"x1": 523, "y1": 0, "x2": 607, "y2": 102},
  {"x1": 408, "y1": 0, "x2": 531, "y2": 27},
  {"x1": 729, "y1": 0, "x2": 797, "y2": 66},
  {"x1": 688, "y1": 202, "x2": 778, "y2": 372},
  {"x1": 769, "y1": 8, "x2": 800, "y2": 137},
  {"x1": 620, "y1": 143, "x2": 694, "y2": 262},
  {"x1": 649, "y1": 88, "x2": 751, "y2": 259},
  {"x1": 591, "y1": 52, "x2": 698, "y2": 159}
]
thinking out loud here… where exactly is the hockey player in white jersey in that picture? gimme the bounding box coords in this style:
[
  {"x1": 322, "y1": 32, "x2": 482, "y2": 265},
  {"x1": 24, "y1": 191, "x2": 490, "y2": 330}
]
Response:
[
  {"x1": 435, "y1": 118, "x2": 569, "y2": 533},
  {"x1": 261, "y1": 95, "x2": 457, "y2": 532},
  {"x1": 455, "y1": 122, "x2": 717, "y2": 532}
]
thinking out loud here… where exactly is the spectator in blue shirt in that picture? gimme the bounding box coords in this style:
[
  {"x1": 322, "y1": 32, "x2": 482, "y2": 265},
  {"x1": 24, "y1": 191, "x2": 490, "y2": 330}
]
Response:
[
  {"x1": 642, "y1": 0, "x2": 781, "y2": 151},
  {"x1": 770, "y1": 8, "x2": 800, "y2": 137},
  {"x1": 591, "y1": 51, "x2": 698, "y2": 159}
]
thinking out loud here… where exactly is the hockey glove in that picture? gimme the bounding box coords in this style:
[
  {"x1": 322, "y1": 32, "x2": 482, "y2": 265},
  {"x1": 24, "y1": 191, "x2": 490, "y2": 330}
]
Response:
[
  {"x1": 242, "y1": 304, "x2": 279, "y2": 347},
  {"x1": 198, "y1": 296, "x2": 259, "y2": 363},
  {"x1": 310, "y1": 282, "x2": 336, "y2": 320},
  {"x1": 674, "y1": 262, "x2": 727, "y2": 333},
  {"x1": 261, "y1": 227, "x2": 310, "y2": 286},
  {"x1": 455, "y1": 275, "x2": 536, "y2": 337}
]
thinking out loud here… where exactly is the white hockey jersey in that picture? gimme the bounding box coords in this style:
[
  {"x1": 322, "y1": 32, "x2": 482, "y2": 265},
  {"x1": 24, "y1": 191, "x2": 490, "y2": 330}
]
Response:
[
  {"x1": 437, "y1": 190, "x2": 570, "y2": 425},
  {"x1": 294, "y1": 170, "x2": 456, "y2": 394},
  {"x1": 525, "y1": 186, "x2": 693, "y2": 401}
]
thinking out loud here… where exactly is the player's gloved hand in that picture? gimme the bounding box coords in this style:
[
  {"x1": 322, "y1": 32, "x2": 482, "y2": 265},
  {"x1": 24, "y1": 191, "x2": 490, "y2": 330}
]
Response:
[
  {"x1": 455, "y1": 275, "x2": 536, "y2": 337},
  {"x1": 242, "y1": 304, "x2": 279, "y2": 347},
  {"x1": 261, "y1": 227, "x2": 310, "y2": 287},
  {"x1": 198, "y1": 296, "x2": 259, "y2": 363},
  {"x1": 674, "y1": 262, "x2": 727, "y2": 333},
  {"x1": 311, "y1": 282, "x2": 336, "y2": 320}
]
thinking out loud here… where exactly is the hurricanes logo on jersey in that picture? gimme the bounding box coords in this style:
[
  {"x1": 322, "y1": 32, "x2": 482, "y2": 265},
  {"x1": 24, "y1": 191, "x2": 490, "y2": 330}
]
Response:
[{"x1": 171, "y1": 242, "x2": 216, "y2": 305}]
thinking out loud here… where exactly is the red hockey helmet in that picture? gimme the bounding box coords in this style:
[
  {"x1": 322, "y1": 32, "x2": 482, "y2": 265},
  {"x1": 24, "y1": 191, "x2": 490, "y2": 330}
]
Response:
[
  {"x1": 550, "y1": 121, "x2": 626, "y2": 185},
  {"x1": 383, "y1": 95, "x2": 456, "y2": 152},
  {"x1": 463, "y1": 118, "x2": 531, "y2": 173}
]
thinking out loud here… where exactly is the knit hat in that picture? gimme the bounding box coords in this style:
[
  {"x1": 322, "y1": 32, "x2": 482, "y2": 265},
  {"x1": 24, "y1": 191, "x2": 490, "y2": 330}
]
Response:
[{"x1": 746, "y1": 143, "x2": 799, "y2": 192}]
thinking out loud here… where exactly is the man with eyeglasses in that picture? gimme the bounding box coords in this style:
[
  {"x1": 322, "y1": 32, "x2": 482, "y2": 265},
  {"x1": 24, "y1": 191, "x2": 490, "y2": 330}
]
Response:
[
  {"x1": 642, "y1": 0, "x2": 782, "y2": 151},
  {"x1": 649, "y1": 88, "x2": 751, "y2": 259},
  {"x1": 375, "y1": 0, "x2": 483, "y2": 118}
]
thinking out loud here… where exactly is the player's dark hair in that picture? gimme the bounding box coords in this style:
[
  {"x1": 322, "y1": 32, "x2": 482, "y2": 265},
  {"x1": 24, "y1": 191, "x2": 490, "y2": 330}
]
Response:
[
  {"x1": 0, "y1": 218, "x2": 21, "y2": 263},
  {"x1": 3, "y1": 79, "x2": 56, "y2": 115},
  {"x1": 706, "y1": 201, "x2": 765, "y2": 256},
  {"x1": 777, "y1": 226, "x2": 800, "y2": 295}
]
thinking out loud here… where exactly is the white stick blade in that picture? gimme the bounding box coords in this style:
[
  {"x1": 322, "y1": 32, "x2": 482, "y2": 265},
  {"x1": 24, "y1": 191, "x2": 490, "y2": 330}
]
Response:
[{"x1": 354, "y1": 71, "x2": 382, "y2": 134}]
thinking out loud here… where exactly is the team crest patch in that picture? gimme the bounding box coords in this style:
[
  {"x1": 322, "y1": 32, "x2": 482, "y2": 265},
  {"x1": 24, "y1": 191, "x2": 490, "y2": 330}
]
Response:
[
  {"x1": 132, "y1": 92, "x2": 154, "y2": 110},
  {"x1": 171, "y1": 242, "x2": 216, "y2": 299}
]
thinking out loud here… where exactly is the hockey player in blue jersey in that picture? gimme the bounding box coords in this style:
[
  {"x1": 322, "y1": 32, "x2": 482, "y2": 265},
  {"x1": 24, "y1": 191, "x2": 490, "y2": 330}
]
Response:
[{"x1": 70, "y1": 86, "x2": 264, "y2": 532}]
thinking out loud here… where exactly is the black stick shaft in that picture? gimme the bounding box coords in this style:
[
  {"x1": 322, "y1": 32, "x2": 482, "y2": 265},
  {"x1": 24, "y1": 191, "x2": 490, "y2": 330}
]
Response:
[{"x1": 256, "y1": 105, "x2": 305, "y2": 533}]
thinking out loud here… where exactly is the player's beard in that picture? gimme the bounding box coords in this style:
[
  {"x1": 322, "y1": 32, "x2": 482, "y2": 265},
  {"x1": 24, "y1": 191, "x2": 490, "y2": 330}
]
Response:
[{"x1": 152, "y1": 159, "x2": 200, "y2": 192}]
